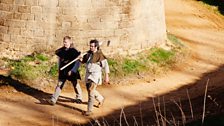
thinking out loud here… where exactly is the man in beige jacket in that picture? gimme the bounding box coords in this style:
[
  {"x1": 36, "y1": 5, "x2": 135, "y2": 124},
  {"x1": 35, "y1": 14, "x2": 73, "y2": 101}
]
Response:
[{"x1": 82, "y1": 39, "x2": 110, "y2": 116}]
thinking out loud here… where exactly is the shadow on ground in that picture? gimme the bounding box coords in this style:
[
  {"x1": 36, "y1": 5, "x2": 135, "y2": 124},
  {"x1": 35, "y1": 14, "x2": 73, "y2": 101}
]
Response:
[
  {"x1": 1, "y1": 64, "x2": 224, "y2": 125},
  {"x1": 81, "y1": 64, "x2": 224, "y2": 126},
  {"x1": 0, "y1": 75, "x2": 52, "y2": 104},
  {"x1": 0, "y1": 75, "x2": 85, "y2": 108},
  {"x1": 0, "y1": 75, "x2": 86, "y2": 125}
]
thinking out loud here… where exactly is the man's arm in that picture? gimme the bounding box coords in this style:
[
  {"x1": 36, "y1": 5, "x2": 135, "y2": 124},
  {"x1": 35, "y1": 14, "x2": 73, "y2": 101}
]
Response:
[
  {"x1": 101, "y1": 59, "x2": 110, "y2": 83},
  {"x1": 70, "y1": 61, "x2": 81, "y2": 73}
]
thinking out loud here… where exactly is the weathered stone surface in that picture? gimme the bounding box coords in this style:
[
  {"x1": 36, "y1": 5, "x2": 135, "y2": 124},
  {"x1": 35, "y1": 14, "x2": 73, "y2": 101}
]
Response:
[
  {"x1": 0, "y1": 0, "x2": 166, "y2": 59},
  {"x1": 18, "y1": 5, "x2": 31, "y2": 13}
]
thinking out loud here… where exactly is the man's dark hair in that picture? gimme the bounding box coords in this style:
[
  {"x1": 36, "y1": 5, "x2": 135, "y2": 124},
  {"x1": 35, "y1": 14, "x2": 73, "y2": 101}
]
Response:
[{"x1": 90, "y1": 39, "x2": 100, "y2": 50}]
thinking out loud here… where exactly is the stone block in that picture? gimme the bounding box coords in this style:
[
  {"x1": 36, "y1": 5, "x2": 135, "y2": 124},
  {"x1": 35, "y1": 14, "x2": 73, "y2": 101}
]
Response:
[
  {"x1": 13, "y1": 12, "x2": 22, "y2": 19},
  {"x1": 62, "y1": 21, "x2": 71, "y2": 28},
  {"x1": 38, "y1": 0, "x2": 58, "y2": 7},
  {"x1": 1, "y1": 0, "x2": 14, "y2": 4},
  {"x1": 21, "y1": 13, "x2": 34, "y2": 20},
  {"x1": 71, "y1": 21, "x2": 79, "y2": 29},
  {"x1": 58, "y1": 15, "x2": 77, "y2": 22},
  {"x1": 34, "y1": 14, "x2": 43, "y2": 21},
  {"x1": 33, "y1": 29, "x2": 44, "y2": 37},
  {"x1": 58, "y1": 0, "x2": 78, "y2": 7},
  {"x1": 118, "y1": 20, "x2": 132, "y2": 28},
  {"x1": 31, "y1": 6, "x2": 42, "y2": 14},
  {"x1": 0, "y1": 3, "x2": 10, "y2": 11},
  {"x1": 21, "y1": 28, "x2": 33, "y2": 37},
  {"x1": 77, "y1": 22, "x2": 92, "y2": 30},
  {"x1": 0, "y1": 33, "x2": 3, "y2": 41},
  {"x1": 40, "y1": 22, "x2": 57, "y2": 30},
  {"x1": 8, "y1": 27, "x2": 21, "y2": 35},
  {"x1": 105, "y1": 21, "x2": 119, "y2": 29},
  {"x1": 85, "y1": 30, "x2": 103, "y2": 38},
  {"x1": 0, "y1": 26, "x2": 8, "y2": 34},
  {"x1": 68, "y1": 30, "x2": 79, "y2": 36},
  {"x1": 104, "y1": 36, "x2": 119, "y2": 47},
  {"x1": 15, "y1": 0, "x2": 26, "y2": 5},
  {"x1": 18, "y1": 5, "x2": 31, "y2": 13},
  {"x1": 26, "y1": 21, "x2": 41, "y2": 29},
  {"x1": 92, "y1": 8, "x2": 108, "y2": 17},
  {"x1": 32, "y1": 37, "x2": 45, "y2": 44},
  {"x1": 3, "y1": 34, "x2": 11, "y2": 42},
  {"x1": 102, "y1": 29, "x2": 115, "y2": 37},
  {"x1": 43, "y1": 7, "x2": 59, "y2": 13},
  {"x1": 25, "y1": 0, "x2": 38, "y2": 6},
  {"x1": 12, "y1": 20, "x2": 26, "y2": 28},
  {"x1": 11, "y1": 22, "x2": 23, "y2": 29},
  {"x1": 0, "y1": 19, "x2": 5, "y2": 26},
  {"x1": 10, "y1": 35, "x2": 26, "y2": 43},
  {"x1": 0, "y1": 11, "x2": 9, "y2": 19},
  {"x1": 87, "y1": 17, "x2": 100, "y2": 23},
  {"x1": 44, "y1": 30, "x2": 56, "y2": 36},
  {"x1": 77, "y1": 0, "x2": 91, "y2": 8},
  {"x1": 5, "y1": 13, "x2": 13, "y2": 20},
  {"x1": 91, "y1": 0, "x2": 105, "y2": 8},
  {"x1": 9, "y1": 5, "x2": 18, "y2": 12},
  {"x1": 62, "y1": 8, "x2": 77, "y2": 15}
]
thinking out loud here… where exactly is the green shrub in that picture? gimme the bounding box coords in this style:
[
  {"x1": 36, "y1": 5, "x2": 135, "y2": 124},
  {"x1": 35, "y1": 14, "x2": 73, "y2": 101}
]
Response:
[
  {"x1": 22, "y1": 55, "x2": 35, "y2": 62},
  {"x1": 167, "y1": 33, "x2": 184, "y2": 47},
  {"x1": 49, "y1": 63, "x2": 58, "y2": 77},
  {"x1": 35, "y1": 53, "x2": 49, "y2": 61},
  {"x1": 122, "y1": 59, "x2": 144, "y2": 74},
  {"x1": 10, "y1": 61, "x2": 31, "y2": 79},
  {"x1": 8, "y1": 54, "x2": 51, "y2": 79},
  {"x1": 108, "y1": 58, "x2": 120, "y2": 76},
  {"x1": 148, "y1": 48, "x2": 175, "y2": 65}
]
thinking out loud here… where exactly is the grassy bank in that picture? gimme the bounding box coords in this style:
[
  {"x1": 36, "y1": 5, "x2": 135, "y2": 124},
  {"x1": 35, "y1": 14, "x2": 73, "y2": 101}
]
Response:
[
  {"x1": 1, "y1": 33, "x2": 187, "y2": 85},
  {"x1": 107, "y1": 33, "x2": 187, "y2": 82}
]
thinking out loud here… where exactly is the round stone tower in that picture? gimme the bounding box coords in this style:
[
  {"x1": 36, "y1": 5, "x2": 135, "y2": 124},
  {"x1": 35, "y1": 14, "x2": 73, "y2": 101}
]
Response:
[{"x1": 0, "y1": 0, "x2": 166, "y2": 58}]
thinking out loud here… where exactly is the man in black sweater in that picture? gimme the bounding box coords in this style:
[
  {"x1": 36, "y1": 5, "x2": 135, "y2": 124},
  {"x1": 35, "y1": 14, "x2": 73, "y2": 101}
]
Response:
[{"x1": 48, "y1": 36, "x2": 83, "y2": 105}]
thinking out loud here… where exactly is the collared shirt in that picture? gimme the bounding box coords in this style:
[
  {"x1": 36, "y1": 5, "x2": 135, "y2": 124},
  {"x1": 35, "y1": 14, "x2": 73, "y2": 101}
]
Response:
[{"x1": 85, "y1": 59, "x2": 110, "y2": 85}]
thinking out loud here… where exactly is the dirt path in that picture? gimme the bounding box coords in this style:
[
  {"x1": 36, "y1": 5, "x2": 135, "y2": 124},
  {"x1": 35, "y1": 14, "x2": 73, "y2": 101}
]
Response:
[{"x1": 1, "y1": 0, "x2": 224, "y2": 125}]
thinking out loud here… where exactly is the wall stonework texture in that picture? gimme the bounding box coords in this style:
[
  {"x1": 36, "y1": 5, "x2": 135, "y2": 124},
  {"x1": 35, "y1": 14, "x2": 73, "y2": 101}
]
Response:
[{"x1": 0, "y1": 0, "x2": 166, "y2": 59}]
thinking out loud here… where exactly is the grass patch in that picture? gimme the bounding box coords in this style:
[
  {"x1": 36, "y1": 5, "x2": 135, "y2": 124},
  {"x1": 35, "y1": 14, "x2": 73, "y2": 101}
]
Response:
[
  {"x1": 5, "y1": 53, "x2": 54, "y2": 80},
  {"x1": 148, "y1": 48, "x2": 175, "y2": 65},
  {"x1": 49, "y1": 63, "x2": 58, "y2": 77},
  {"x1": 108, "y1": 47, "x2": 177, "y2": 78},
  {"x1": 107, "y1": 33, "x2": 186, "y2": 78},
  {"x1": 167, "y1": 33, "x2": 184, "y2": 47},
  {"x1": 35, "y1": 53, "x2": 49, "y2": 61},
  {"x1": 111, "y1": 35, "x2": 183, "y2": 78},
  {"x1": 22, "y1": 55, "x2": 35, "y2": 62},
  {"x1": 122, "y1": 59, "x2": 145, "y2": 74}
]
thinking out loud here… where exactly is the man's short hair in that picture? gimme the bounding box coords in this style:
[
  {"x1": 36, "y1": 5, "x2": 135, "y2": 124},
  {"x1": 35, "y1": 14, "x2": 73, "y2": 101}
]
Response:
[{"x1": 64, "y1": 36, "x2": 71, "y2": 40}]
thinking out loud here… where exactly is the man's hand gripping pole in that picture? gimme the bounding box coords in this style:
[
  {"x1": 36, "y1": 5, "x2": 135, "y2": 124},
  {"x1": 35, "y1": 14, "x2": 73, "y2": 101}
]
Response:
[{"x1": 60, "y1": 53, "x2": 86, "y2": 71}]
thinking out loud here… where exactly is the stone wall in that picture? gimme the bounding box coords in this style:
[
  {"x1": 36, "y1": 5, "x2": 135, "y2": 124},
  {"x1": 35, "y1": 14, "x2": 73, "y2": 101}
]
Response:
[{"x1": 0, "y1": 0, "x2": 166, "y2": 59}]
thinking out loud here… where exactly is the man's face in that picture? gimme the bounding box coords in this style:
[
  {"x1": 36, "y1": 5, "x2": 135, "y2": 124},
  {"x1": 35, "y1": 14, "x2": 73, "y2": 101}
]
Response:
[
  {"x1": 90, "y1": 43, "x2": 97, "y2": 52},
  {"x1": 63, "y1": 39, "x2": 71, "y2": 48}
]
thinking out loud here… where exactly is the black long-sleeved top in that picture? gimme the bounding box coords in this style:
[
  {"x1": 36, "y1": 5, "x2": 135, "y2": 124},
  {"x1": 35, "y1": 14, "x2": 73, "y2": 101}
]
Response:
[{"x1": 55, "y1": 47, "x2": 81, "y2": 81}]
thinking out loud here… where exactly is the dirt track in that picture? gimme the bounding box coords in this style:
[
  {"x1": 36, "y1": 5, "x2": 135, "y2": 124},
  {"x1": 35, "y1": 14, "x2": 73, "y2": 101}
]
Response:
[{"x1": 1, "y1": 0, "x2": 224, "y2": 125}]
